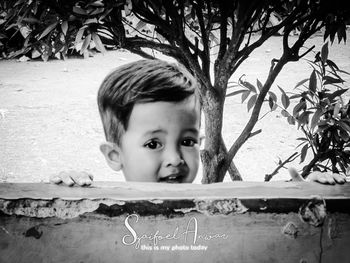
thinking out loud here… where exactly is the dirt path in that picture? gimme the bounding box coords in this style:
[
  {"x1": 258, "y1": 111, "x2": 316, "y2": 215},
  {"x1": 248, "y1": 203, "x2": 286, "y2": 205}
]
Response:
[{"x1": 0, "y1": 35, "x2": 349, "y2": 183}]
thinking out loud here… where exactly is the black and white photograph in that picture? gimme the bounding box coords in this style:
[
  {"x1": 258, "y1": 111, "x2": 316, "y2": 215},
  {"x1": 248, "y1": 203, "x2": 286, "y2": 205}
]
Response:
[{"x1": 1, "y1": 1, "x2": 350, "y2": 262}]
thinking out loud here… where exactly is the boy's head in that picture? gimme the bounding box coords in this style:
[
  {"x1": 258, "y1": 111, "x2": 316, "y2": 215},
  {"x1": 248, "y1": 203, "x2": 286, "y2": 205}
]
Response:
[{"x1": 97, "y1": 59, "x2": 201, "y2": 183}]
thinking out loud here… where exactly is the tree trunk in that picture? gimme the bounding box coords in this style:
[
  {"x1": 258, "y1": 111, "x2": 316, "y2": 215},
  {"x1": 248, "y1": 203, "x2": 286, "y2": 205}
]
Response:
[
  {"x1": 201, "y1": 134, "x2": 242, "y2": 183},
  {"x1": 200, "y1": 89, "x2": 225, "y2": 184},
  {"x1": 200, "y1": 89, "x2": 242, "y2": 183}
]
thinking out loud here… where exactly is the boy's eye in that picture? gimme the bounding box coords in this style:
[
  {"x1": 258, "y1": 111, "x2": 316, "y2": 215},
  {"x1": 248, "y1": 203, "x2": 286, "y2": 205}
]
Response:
[
  {"x1": 144, "y1": 140, "x2": 162, "y2": 149},
  {"x1": 182, "y1": 138, "x2": 197, "y2": 147}
]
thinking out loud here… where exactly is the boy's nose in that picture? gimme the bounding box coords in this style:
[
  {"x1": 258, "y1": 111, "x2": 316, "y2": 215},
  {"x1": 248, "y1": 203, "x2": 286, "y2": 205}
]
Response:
[{"x1": 164, "y1": 147, "x2": 184, "y2": 167}]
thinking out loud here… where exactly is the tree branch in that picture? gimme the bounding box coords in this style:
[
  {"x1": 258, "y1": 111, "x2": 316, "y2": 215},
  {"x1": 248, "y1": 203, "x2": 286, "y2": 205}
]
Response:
[
  {"x1": 193, "y1": 0, "x2": 210, "y2": 79},
  {"x1": 265, "y1": 152, "x2": 299, "y2": 182},
  {"x1": 124, "y1": 37, "x2": 182, "y2": 61},
  {"x1": 226, "y1": 54, "x2": 289, "y2": 168}
]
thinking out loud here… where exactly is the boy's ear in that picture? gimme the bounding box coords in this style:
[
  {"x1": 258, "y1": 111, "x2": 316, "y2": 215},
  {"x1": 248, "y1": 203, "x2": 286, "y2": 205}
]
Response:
[{"x1": 100, "y1": 142, "x2": 122, "y2": 171}]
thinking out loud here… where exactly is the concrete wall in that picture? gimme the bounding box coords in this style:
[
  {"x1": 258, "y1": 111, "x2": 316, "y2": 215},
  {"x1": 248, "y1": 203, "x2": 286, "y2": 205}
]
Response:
[{"x1": 0, "y1": 181, "x2": 349, "y2": 263}]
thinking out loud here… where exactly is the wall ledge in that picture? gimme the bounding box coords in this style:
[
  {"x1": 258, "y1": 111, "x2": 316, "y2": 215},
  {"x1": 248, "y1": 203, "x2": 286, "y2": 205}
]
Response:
[
  {"x1": 1, "y1": 182, "x2": 350, "y2": 263},
  {"x1": 1, "y1": 181, "x2": 350, "y2": 218}
]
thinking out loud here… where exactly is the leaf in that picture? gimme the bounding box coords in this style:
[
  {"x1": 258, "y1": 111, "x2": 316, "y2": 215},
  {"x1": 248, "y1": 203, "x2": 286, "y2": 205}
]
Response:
[
  {"x1": 327, "y1": 89, "x2": 348, "y2": 102},
  {"x1": 337, "y1": 23, "x2": 347, "y2": 44},
  {"x1": 289, "y1": 94, "x2": 302, "y2": 100},
  {"x1": 294, "y1": 78, "x2": 309, "y2": 89},
  {"x1": 293, "y1": 100, "x2": 306, "y2": 117},
  {"x1": 329, "y1": 27, "x2": 337, "y2": 44},
  {"x1": 300, "y1": 144, "x2": 309, "y2": 163},
  {"x1": 73, "y1": 6, "x2": 87, "y2": 15},
  {"x1": 339, "y1": 121, "x2": 350, "y2": 134},
  {"x1": 61, "y1": 21, "x2": 68, "y2": 35},
  {"x1": 23, "y1": 36, "x2": 30, "y2": 47},
  {"x1": 278, "y1": 85, "x2": 290, "y2": 109},
  {"x1": 190, "y1": 5, "x2": 196, "y2": 19},
  {"x1": 296, "y1": 139, "x2": 307, "y2": 148},
  {"x1": 209, "y1": 32, "x2": 220, "y2": 45},
  {"x1": 227, "y1": 82, "x2": 239, "y2": 89},
  {"x1": 287, "y1": 116, "x2": 295, "y2": 125},
  {"x1": 298, "y1": 111, "x2": 312, "y2": 126},
  {"x1": 321, "y1": 42, "x2": 328, "y2": 63},
  {"x1": 337, "y1": 69, "x2": 350, "y2": 76},
  {"x1": 90, "y1": 8, "x2": 105, "y2": 15},
  {"x1": 226, "y1": 89, "x2": 246, "y2": 98},
  {"x1": 5, "y1": 23, "x2": 18, "y2": 31},
  {"x1": 268, "y1": 96, "x2": 275, "y2": 110},
  {"x1": 310, "y1": 108, "x2": 323, "y2": 131},
  {"x1": 333, "y1": 102, "x2": 341, "y2": 119},
  {"x1": 268, "y1": 91, "x2": 277, "y2": 102},
  {"x1": 241, "y1": 90, "x2": 250, "y2": 103},
  {"x1": 99, "y1": 8, "x2": 114, "y2": 21},
  {"x1": 88, "y1": 1, "x2": 104, "y2": 7},
  {"x1": 327, "y1": 59, "x2": 339, "y2": 71},
  {"x1": 84, "y1": 18, "x2": 98, "y2": 25},
  {"x1": 92, "y1": 32, "x2": 106, "y2": 53},
  {"x1": 15, "y1": 0, "x2": 26, "y2": 6},
  {"x1": 340, "y1": 128, "x2": 350, "y2": 142},
  {"x1": 38, "y1": 21, "x2": 58, "y2": 40},
  {"x1": 247, "y1": 94, "x2": 257, "y2": 112},
  {"x1": 323, "y1": 76, "x2": 344, "y2": 85},
  {"x1": 256, "y1": 79, "x2": 263, "y2": 91},
  {"x1": 309, "y1": 70, "x2": 317, "y2": 93},
  {"x1": 22, "y1": 17, "x2": 41, "y2": 24},
  {"x1": 297, "y1": 137, "x2": 308, "y2": 142},
  {"x1": 135, "y1": 20, "x2": 147, "y2": 31},
  {"x1": 281, "y1": 109, "x2": 290, "y2": 117},
  {"x1": 271, "y1": 103, "x2": 278, "y2": 111},
  {"x1": 31, "y1": 49, "x2": 41, "y2": 59},
  {"x1": 75, "y1": 26, "x2": 87, "y2": 44},
  {"x1": 124, "y1": 0, "x2": 133, "y2": 16},
  {"x1": 241, "y1": 81, "x2": 257, "y2": 93},
  {"x1": 80, "y1": 34, "x2": 91, "y2": 55}
]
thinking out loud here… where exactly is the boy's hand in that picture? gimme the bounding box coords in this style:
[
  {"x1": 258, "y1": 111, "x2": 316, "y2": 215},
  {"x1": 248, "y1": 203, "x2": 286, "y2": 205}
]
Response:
[
  {"x1": 49, "y1": 171, "x2": 94, "y2": 187},
  {"x1": 307, "y1": 171, "x2": 347, "y2": 184},
  {"x1": 289, "y1": 168, "x2": 347, "y2": 185}
]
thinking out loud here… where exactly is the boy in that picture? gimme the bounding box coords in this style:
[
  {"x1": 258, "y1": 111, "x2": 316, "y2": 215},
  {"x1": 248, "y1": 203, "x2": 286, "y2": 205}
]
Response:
[
  {"x1": 51, "y1": 59, "x2": 347, "y2": 186},
  {"x1": 51, "y1": 59, "x2": 201, "y2": 185}
]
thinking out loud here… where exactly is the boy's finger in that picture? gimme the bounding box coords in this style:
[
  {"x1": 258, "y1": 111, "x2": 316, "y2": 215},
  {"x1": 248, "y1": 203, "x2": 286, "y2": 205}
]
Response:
[
  {"x1": 288, "y1": 168, "x2": 305, "y2": 182},
  {"x1": 309, "y1": 172, "x2": 336, "y2": 185},
  {"x1": 58, "y1": 171, "x2": 75, "y2": 187},
  {"x1": 88, "y1": 173, "x2": 94, "y2": 181},
  {"x1": 323, "y1": 175, "x2": 336, "y2": 185},
  {"x1": 49, "y1": 175, "x2": 63, "y2": 185},
  {"x1": 333, "y1": 173, "x2": 346, "y2": 184},
  {"x1": 73, "y1": 171, "x2": 93, "y2": 186},
  {"x1": 83, "y1": 172, "x2": 94, "y2": 186}
]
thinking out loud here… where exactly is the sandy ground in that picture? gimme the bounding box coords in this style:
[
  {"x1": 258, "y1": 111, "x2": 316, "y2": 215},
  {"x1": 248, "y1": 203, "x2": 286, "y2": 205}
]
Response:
[{"x1": 0, "y1": 34, "x2": 349, "y2": 183}]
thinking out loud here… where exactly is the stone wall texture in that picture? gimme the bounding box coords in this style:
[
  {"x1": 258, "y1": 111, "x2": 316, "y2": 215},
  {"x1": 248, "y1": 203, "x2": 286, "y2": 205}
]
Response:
[{"x1": 1, "y1": 181, "x2": 350, "y2": 263}]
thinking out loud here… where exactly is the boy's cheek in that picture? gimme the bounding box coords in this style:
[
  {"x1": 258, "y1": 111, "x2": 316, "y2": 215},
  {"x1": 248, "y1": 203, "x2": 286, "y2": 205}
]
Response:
[
  {"x1": 123, "y1": 162, "x2": 159, "y2": 182},
  {"x1": 185, "y1": 151, "x2": 200, "y2": 174}
]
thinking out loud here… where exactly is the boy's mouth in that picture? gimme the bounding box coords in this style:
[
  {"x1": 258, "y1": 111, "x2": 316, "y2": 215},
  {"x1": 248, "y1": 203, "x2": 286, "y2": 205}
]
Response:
[{"x1": 158, "y1": 174, "x2": 184, "y2": 183}]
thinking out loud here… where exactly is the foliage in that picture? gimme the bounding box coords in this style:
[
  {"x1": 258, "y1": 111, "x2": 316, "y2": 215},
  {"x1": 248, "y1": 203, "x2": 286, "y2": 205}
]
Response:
[
  {"x1": 236, "y1": 43, "x2": 350, "y2": 179},
  {"x1": 1, "y1": 0, "x2": 350, "y2": 183},
  {"x1": 0, "y1": 0, "x2": 121, "y2": 60},
  {"x1": 280, "y1": 43, "x2": 350, "y2": 177}
]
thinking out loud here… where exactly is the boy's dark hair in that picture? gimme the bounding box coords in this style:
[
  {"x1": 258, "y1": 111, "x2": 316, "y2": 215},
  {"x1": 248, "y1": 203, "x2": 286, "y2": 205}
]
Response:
[{"x1": 97, "y1": 59, "x2": 199, "y2": 145}]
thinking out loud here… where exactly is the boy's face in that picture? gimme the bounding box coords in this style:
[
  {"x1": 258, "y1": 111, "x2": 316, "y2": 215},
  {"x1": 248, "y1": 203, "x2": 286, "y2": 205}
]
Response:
[{"x1": 108, "y1": 96, "x2": 200, "y2": 183}]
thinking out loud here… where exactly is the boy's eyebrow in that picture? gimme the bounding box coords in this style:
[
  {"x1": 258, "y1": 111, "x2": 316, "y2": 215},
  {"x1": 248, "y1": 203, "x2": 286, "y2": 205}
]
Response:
[
  {"x1": 143, "y1": 129, "x2": 167, "y2": 136},
  {"x1": 143, "y1": 128, "x2": 199, "y2": 136},
  {"x1": 183, "y1": 128, "x2": 199, "y2": 135}
]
